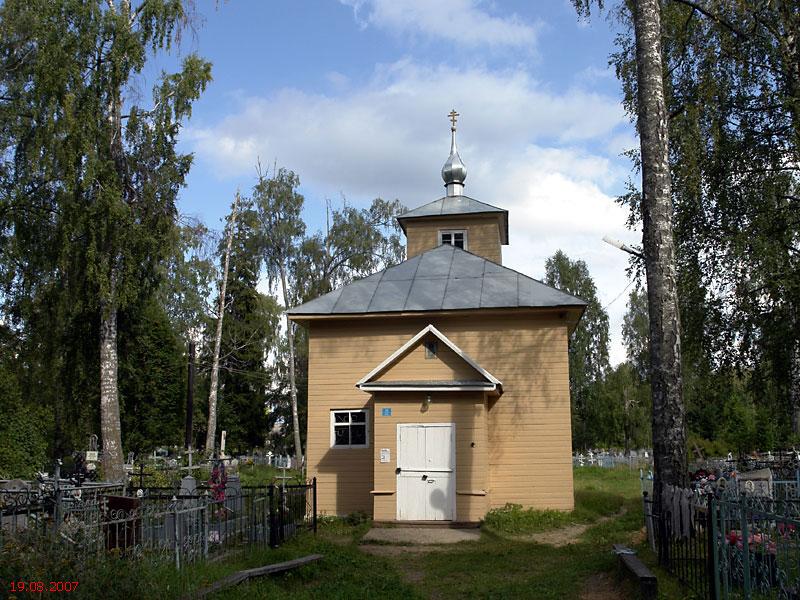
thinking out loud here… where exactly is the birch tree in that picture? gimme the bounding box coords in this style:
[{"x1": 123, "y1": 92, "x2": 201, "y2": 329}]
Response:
[
  {"x1": 254, "y1": 168, "x2": 306, "y2": 463},
  {"x1": 0, "y1": 0, "x2": 211, "y2": 479},
  {"x1": 574, "y1": 0, "x2": 687, "y2": 489},
  {"x1": 205, "y1": 193, "x2": 240, "y2": 455}
]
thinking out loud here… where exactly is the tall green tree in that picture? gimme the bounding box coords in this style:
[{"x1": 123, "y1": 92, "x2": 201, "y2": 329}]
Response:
[
  {"x1": 159, "y1": 217, "x2": 216, "y2": 341},
  {"x1": 205, "y1": 193, "x2": 240, "y2": 454},
  {"x1": 118, "y1": 299, "x2": 185, "y2": 455},
  {"x1": 607, "y1": 1, "x2": 799, "y2": 450},
  {"x1": 274, "y1": 197, "x2": 406, "y2": 452},
  {"x1": 0, "y1": 0, "x2": 211, "y2": 479},
  {"x1": 296, "y1": 198, "x2": 406, "y2": 299},
  {"x1": 0, "y1": 325, "x2": 50, "y2": 478},
  {"x1": 622, "y1": 287, "x2": 649, "y2": 380},
  {"x1": 213, "y1": 203, "x2": 282, "y2": 452},
  {"x1": 254, "y1": 168, "x2": 306, "y2": 462},
  {"x1": 544, "y1": 250, "x2": 610, "y2": 449},
  {"x1": 575, "y1": 0, "x2": 687, "y2": 489}
]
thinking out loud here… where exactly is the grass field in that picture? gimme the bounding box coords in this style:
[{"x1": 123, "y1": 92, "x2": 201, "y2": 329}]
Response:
[
  {"x1": 198, "y1": 466, "x2": 690, "y2": 599},
  {"x1": 3, "y1": 466, "x2": 692, "y2": 599}
]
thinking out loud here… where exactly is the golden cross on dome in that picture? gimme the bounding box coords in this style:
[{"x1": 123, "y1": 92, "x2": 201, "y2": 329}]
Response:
[{"x1": 448, "y1": 109, "x2": 459, "y2": 130}]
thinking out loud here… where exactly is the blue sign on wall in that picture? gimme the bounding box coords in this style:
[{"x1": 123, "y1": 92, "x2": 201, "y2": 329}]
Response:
[{"x1": 381, "y1": 408, "x2": 392, "y2": 417}]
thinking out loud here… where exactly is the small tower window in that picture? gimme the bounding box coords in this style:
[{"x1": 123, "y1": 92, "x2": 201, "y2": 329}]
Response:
[
  {"x1": 439, "y1": 230, "x2": 467, "y2": 250},
  {"x1": 424, "y1": 340, "x2": 438, "y2": 359}
]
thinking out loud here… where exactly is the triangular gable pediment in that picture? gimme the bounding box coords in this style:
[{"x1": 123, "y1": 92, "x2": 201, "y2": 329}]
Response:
[{"x1": 356, "y1": 325, "x2": 502, "y2": 392}]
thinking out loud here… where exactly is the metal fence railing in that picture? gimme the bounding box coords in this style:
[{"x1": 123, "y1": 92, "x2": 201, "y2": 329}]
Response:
[
  {"x1": 0, "y1": 479, "x2": 317, "y2": 570},
  {"x1": 646, "y1": 484, "x2": 800, "y2": 599},
  {"x1": 645, "y1": 490, "x2": 713, "y2": 599}
]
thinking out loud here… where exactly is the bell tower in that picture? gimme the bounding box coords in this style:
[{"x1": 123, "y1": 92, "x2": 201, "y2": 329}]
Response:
[{"x1": 396, "y1": 111, "x2": 509, "y2": 264}]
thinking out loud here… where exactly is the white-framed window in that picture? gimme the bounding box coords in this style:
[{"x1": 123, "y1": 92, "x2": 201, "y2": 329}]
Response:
[
  {"x1": 439, "y1": 229, "x2": 467, "y2": 250},
  {"x1": 330, "y1": 409, "x2": 369, "y2": 449}
]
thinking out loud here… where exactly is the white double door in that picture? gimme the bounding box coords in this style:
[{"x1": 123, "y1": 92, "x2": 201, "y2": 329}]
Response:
[{"x1": 396, "y1": 423, "x2": 455, "y2": 521}]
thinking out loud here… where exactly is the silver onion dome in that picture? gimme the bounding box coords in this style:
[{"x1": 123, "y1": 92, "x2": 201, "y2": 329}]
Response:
[{"x1": 442, "y1": 109, "x2": 466, "y2": 196}]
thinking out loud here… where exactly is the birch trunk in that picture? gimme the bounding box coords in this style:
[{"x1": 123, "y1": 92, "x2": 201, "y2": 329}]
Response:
[
  {"x1": 205, "y1": 193, "x2": 240, "y2": 455},
  {"x1": 281, "y1": 268, "x2": 304, "y2": 465},
  {"x1": 633, "y1": 0, "x2": 687, "y2": 492},
  {"x1": 791, "y1": 305, "x2": 800, "y2": 435},
  {"x1": 99, "y1": 0, "x2": 127, "y2": 481},
  {"x1": 100, "y1": 295, "x2": 124, "y2": 481}
]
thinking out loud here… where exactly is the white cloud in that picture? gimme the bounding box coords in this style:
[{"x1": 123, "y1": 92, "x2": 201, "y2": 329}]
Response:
[
  {"x1": 341, "y1": 0, "x2": 540, "y2": 48},
  {"x1": 496, "y1": 146, "x2": 641, "y2": 365},
  {"x1": 186, "y1": 59, "x2": 637, "y2": 364},
  {"x1": 186, "y1": 60, "x2": 626, "y2": 188}
]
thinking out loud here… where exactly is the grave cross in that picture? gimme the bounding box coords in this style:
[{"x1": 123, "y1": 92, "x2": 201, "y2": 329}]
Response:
[
  {"x1": 137, "y1": 463, "x2": 147, "y2": 489},
  {"x1": 180, "y1": 446, "x2": 203, "y2": 473}
]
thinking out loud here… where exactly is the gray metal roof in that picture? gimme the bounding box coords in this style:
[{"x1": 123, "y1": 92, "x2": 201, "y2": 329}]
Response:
[
  {"x1": 288, "y1": 244, "x2": 587, "y2": 316},
  {"x1": 396, "y1": 195, "x2": 509, "y2": 244}
]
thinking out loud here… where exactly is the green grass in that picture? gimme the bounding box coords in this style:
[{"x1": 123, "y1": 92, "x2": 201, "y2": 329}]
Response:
[
  {"x1": 217, "y1": 466, "x2": 672, "y2": 600},
  {"x1": 483, "y1": 466, "x2": 638, "y2": 533},
  {"x1": 3, "y1": 467, "x2": 692, "y2": 599},
  {"x1": 237, "y1": 463, "x2": 304, "y2": 486}
]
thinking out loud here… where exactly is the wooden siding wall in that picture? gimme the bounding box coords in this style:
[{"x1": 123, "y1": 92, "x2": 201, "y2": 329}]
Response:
[
  {"x1": 404, "y1": 215, "x2": 503, "y2": 263},
  {"x1": 305, "y1": 313, "x2": 574, "y2": 517},
  {"x1": 372, "y1": 392, "x2": 488, "y2": 522},
  {"x1": 375, "y1": 334, "x2": 481, "y2": 382}
]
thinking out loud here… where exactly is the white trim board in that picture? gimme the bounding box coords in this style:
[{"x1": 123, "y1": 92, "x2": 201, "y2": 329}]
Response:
[
  {"x1": 355, "y1": 324, "x2": 502, "y2": 389},
  {"x1": 358, "y1": 384, "x2": 495, "y2": 392}
]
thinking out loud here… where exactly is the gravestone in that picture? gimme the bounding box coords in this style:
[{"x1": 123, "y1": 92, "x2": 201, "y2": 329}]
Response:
[
  {"x1": 179, "y1": 475, "x2": 197, "y2": 497},
  {"x1": 225, "y1": 475, "x2": 242, "y2": 513},
  {"x1": 0, "y1": 479, "x2": 31, "y2": 492},
  {"x1": 738, "y1": 468, "x2": 772, "y2": 497}
]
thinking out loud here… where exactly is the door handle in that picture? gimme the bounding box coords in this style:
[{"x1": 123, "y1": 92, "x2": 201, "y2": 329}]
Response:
[{"x1": 427, "y1": 479, "x2": 436, "y2": 483}]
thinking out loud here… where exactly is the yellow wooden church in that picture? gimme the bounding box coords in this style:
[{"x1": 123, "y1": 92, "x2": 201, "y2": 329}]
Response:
[{"x1": 288, "y1": 114, "x2": 586, "y2": 523}]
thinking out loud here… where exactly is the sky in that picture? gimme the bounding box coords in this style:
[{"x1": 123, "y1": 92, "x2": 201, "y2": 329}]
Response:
[{"x1": 150, "y1": 0, "x2": 642, "y2": 365}]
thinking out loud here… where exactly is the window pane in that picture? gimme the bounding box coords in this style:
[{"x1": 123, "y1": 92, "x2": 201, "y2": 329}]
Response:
[
  {"x1": 334, "y1": 412, "x2": 349, "y2": 423},
  {"x1": 441, "y1": 232, "x2": 452, "y2": 245},
  {"x1": 350, "y1": 411, "x2": 366, "y2": 423},
  {"x1": 453, "y1": 233, "x2": 464, "y2": 249},
  {"x1": 350, "y1": 424, "x2": 367, "y2": 446},
  {"x1": 425, "y1": 340, "x2": 437, "y2": 358},
  {"x1": 333, "y1": 425, "x2": 350, "y2": 446}
]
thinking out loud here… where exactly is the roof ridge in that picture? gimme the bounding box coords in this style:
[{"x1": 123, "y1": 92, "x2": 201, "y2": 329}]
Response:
[
  {"x1": 478, "y1": 251, "x2": 487, "y2": 307},
  {"x1": 439, "y1": 244, "x2": 456, "y2": 310},
  {"x1": 400, "y1": 252, "x2": 423, "y2": 310},
  {"x1": 364, "y1": 266, "x2": 389, "y2": 313}
]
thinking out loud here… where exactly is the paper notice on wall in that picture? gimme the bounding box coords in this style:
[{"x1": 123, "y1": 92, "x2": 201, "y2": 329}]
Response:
[{"x1": 380, "y1": 448, "x2": 390, "y2": 463}]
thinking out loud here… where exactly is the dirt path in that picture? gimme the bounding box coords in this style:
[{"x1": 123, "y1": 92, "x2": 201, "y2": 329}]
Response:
[
  {"x1": 511, "y1": 507, "x2": 628, "y2": 547},
  {"x1": 360, "y1": 544, "x2": 441, "y2": 557}
]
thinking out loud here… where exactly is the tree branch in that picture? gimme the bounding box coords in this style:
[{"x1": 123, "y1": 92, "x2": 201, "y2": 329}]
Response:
[{"x1": 669, "y1": 0, "x2": 749, "y2": 39}]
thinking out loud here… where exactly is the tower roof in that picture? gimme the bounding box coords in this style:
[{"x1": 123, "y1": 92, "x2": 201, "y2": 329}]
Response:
[{"x1": 396, "y1": 195, "x2": 509, "y2": 244}]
